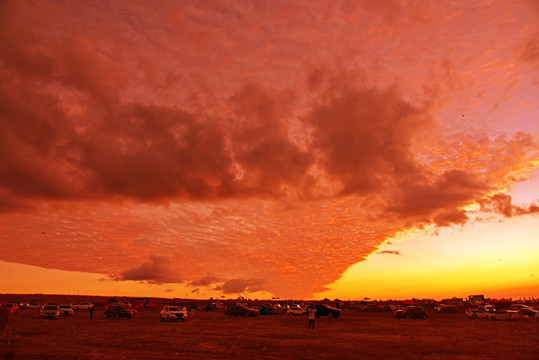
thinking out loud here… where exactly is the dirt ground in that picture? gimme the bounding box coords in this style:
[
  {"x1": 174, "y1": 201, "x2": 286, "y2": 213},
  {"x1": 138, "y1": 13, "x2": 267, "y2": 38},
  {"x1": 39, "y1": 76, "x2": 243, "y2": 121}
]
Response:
[{"x1": 1, "y1": 298, "x2": 538, "y2": 359}]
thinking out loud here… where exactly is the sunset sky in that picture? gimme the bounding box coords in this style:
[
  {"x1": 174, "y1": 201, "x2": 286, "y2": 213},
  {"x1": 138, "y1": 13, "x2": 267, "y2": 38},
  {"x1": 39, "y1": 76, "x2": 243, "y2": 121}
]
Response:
[{"x1": 1, "y1": 0, "x2": 538, "y2": 301}]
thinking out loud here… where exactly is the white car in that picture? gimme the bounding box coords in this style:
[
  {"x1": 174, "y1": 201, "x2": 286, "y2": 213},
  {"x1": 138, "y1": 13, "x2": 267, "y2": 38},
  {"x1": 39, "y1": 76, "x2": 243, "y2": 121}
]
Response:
[
  {"x1": 40, "y1": 305, "x2": 60, "y2": 319},
  {"x1": 160, "y1": 306, "x2": 187, "y2": 322},
  {"x1": 58, "y1": 304, "x2": 74, "y2": 316},
  {"x1": 75, "y1": 302, "x2": 95, "y2": 310},
  {"x1": 488, "y1": 310, "x2": 527, "y2": 321},
  {"x1": 286, "y1": 305, "x2": 306, "y2": 315},
  {"x1": 465, "y1": 308, "x2": 488, "y2": 319}
]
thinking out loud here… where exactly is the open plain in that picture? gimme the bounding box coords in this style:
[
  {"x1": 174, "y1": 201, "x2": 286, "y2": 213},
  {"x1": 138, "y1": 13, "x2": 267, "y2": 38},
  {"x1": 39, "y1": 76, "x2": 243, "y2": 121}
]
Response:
[{"x1": 1, "y1": 297, "x2": 538, "y2": 360}]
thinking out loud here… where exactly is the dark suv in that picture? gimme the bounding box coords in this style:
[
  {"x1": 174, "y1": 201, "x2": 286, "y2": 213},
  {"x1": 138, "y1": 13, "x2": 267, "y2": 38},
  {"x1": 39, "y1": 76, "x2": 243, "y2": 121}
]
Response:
[
  {"x1": 315, "y1": 304, "x2": 341, "y2": 318},
  {"x1": 394, "y1": 306, "x2": 428, "y2": 320},
  {"x1": 105, "y1": 305, "x2": 132, "y2": 319},
  {"x1": 435, "y1": 304, "x2": 458, "y2": 313},
  {"x1": 224, "y1": 305, "x2": 259, "y2": 317}
]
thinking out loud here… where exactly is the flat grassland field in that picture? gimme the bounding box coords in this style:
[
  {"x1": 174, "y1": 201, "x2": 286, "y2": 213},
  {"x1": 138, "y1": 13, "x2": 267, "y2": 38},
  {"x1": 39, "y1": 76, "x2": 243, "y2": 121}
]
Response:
[{"x1": 2, "y1": 304, "x2": 538, "y2": 359}]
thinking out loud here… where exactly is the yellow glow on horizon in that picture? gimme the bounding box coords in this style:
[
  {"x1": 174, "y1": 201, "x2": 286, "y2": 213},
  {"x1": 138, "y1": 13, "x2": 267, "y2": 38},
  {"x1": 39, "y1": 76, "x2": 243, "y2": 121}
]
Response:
[{"x1": 318, "y1": 215, "x2": 539, "y2": 300}]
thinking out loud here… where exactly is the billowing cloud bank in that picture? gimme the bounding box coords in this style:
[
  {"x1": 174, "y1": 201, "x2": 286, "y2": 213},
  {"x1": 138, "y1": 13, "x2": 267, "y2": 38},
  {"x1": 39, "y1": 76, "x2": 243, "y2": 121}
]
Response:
[{"x1": 0, "y1": 0, "x2": 538, "y2": 297}]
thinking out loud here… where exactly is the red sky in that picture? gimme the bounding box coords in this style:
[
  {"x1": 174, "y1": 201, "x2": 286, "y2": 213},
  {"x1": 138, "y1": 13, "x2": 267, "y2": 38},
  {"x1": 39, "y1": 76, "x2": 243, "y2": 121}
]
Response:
[{"x1": 0, "y1": 0, "x2": 538, "y2": 299}]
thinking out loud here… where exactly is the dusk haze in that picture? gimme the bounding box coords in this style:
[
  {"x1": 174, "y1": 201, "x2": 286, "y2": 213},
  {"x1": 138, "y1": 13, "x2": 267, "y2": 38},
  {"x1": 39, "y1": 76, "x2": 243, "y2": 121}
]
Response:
[{"x1": 1, "y1": 0, "x2": 538, "y2": 303}]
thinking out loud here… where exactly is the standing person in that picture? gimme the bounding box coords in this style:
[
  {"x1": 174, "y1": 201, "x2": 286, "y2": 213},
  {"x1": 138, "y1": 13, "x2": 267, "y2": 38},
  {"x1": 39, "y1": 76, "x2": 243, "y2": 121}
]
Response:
[
  {"x1": 307, "y1": 305, "x2": 316, "y2": 330},
  {"x1": 89, "y1": 305, "x2": 94, "y2": 320}
]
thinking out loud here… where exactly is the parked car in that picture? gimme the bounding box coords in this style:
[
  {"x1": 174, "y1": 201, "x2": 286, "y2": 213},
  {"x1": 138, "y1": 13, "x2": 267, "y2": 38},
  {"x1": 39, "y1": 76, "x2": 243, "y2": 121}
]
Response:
[
  {"x1": 105, "y1": 305, "x2": 132, "y2": 319},
  {"x1": 259, "y1": 305, "x2": 281, "y2": 315},
  {"x1": 40, "y1": 305, "x2": 60, "y2": 319},
  {"x1": 360, "y1": 304, "x2": 387, "y2": 312},
  {"x1": 514, "y1": 307, "x2": 537, "y2": 317},
  {"x1": 394, "y1": 306, "x2": 428, "y2": 320},
  {"x1": 75, "y1": 302, "x2": 94, "y2": 310},
  {"x1": 128, "y1": 307, "x2": 138, "y2": 316},
  {"x1": 0, "y1": 303, "x2": 18, "y2": 314},
  {"x1": 482, "y1": 305, "x2": 496, "y2": 313},
  {"x1": 508, "y1": 304, "x2": 528, "y2": 311},
  {"x1": 26, "y1": 303, "x2": 41, "y2": 309},
  {"x1": 435, "y1": 304, "x2": 458, "y2": 313},
  {"x1": 515, "y1": 308, "x2": 537, "y2": 320},
  {"x1": 106, "y1": 302, "x2": 137, "y2": 317},
  {"x1": 488, "y1": 310, "x2": 509, "y2": 321},
  {"x1": 465, "y1": 308, "x2": 489, "y2": 319},
  {"x1": 70, "y1": 302, "x2": 79, "y2": 308},
  {"x1": 286, "y1": 305, "x2": 306, "y2": 315},
  {"x1": 487, "y1": 310, "x2": 527, "y2": 321},
  {"x1": 315, "y1": 304, "x2": 341, "y2": 318},
  {"x1": 225, "y1": 304, "x2": 259, "y2": 317},
  {"x1": 58, "y1": 304, "x2": 74, "y2": 316},
  {"x1": 160, "y1": 306, "x2": 187, "y2": 322},
  {"x1": 509, "y1": 311, "x2": 529, "y2": 321}
]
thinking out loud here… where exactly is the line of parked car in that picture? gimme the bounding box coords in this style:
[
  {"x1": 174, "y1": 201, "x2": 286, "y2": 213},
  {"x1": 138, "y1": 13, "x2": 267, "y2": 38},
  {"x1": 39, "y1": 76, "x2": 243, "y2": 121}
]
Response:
[
  {"x1": 391, "y1": 302, "x2": 538, "y2": 321},
  {"x1": 39, "y1": 302, "x2": 96, "y2": 319},
  {"x1": 0, "y1": 302, "x2": 97, "y2": 319},
  {"x1": 5, "y1": 300, "x2": 538, "y2": 324},
  {"x1": 222, "y1": 303, "x2": 342, "y2": 318},
  {"x1": 465, "y1": 303, "x2": 538, "y2": 321}
]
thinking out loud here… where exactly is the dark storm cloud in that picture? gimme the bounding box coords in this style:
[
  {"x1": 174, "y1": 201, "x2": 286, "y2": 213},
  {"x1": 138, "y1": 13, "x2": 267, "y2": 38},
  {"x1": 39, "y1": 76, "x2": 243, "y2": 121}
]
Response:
[
  {"x1": 307, "y1": 74, "x2": 429, "y2": 196},
  {"x1": 215, "y1": 278, "x2": 266, "y2": 294},
  {"x1": 229, "y1": 83, "x2": 314, "y2": 197},
  {"x1": 388, "y1": 170, "x2": 485, "y2": 219},
  {"x1": 190, "y1": 274, "x2": 221, "y2": 286},
  {"x1": 117, "y1": 255, "x2": 182, "y2": 284}
]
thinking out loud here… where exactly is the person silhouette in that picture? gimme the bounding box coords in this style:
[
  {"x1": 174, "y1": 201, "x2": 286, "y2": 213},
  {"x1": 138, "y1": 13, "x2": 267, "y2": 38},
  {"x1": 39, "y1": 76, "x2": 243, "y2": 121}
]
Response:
[{"x1": 307, "y1": 305, "x2": 316, "y2": 330}]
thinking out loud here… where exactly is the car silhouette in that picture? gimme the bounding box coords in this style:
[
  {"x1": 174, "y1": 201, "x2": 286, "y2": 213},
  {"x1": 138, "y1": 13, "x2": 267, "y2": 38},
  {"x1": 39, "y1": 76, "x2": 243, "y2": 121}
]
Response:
[
  {"x1": 315, "y1": 304, "x2": 341, "y2": 318},
  {"x1": 487, "y1": 310, "x2": 528, "y2": 321},
  {"x1": 394, "y1": 306, "x2": 428, "y2": 320},
  {"x1": 286, "y1": 305, "x2": 306, "y2": 315},
  {"x1": 513, "y1": 307, "x2": 537, "y2": 317},
  {"x1": 465, "y1": 308, "x2": 488, "y2": 319},
  {"x1": 224, "y1": 304, "x2": 259, "y2": 317},
  {"x1": 105, "y1": 305, "x2": 132, "y2": 319},
  {"x1": 0, "y1": 303, "x2": 18, "y2": 314},
  {"x1": 435, "y1": 304, "x2": 458, "y2": 313},
  {"x1": 75, "y1": 302, "x2": 94, "y2": 310},
  {"x1": 58, "y1": 305, "x2": 74, "y2": 316}
]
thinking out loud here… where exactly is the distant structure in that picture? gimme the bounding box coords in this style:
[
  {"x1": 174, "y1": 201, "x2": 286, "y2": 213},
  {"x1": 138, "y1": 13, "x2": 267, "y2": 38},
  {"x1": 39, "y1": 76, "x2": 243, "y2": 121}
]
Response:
[
  {"x1": 468, "y1": 295, "x2": 485, "y2": 304},
  {"x1": 442, "y1": 297, "x2": 464, "y2": 306}
]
